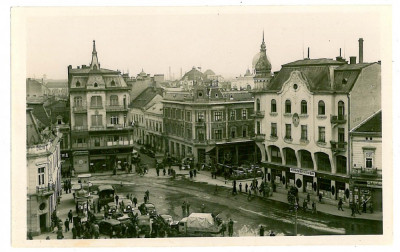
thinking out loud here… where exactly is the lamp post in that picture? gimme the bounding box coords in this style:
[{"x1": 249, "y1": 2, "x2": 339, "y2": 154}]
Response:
[{"x1": 294, "y1": 201, "x2": 299, "y2": 236}]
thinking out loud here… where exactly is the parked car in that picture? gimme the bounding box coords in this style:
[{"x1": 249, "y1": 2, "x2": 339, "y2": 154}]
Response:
[
  {"x1": 122, "y1": 199, "x2": 133, "y2": 213},
  {"x1": 99, "y1": 219, "x2": 121, "y2": 236},
  {"x1": 144, "y1": 203, "x2": 157, "y2": 218}
]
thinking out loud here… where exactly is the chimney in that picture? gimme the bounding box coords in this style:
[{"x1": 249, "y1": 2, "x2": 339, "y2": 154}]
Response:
[
  {"x1": 350, "y1": 56, "x2": 357, "y2": 64},
  {"x1": 358, "y1": 38, "x2": 364, "y2": 63},
  {"x1": 307, "y1": 47, "x2": 310, "y2": 59}
]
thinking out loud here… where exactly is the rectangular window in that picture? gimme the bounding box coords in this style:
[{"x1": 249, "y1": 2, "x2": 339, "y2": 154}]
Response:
[
  {"x1": 301, "y1": 125, "x2": 308, "y2": 140},
  {"x1": 230, "y1": 128, "x2": 236, "y2": 138},
  {"x1": 198, "y1": 129, "x2": 205, "y2": 141},
  {"x1": 242, "y1": 109, "x2": 247, "y2": 120},
  {"x1": 318, "y1": 127, "x2": 326, "y2": 142},
  {"x1": 186, "y1": 111, "x2": 191, "y2": 121},
  {"x1": 301, "y1": 102, "x2": 307, "y2": 114},
  {"x1": 91, "y1": 115, "x2": 103, "y2": 127},
  {"x1": 197, "y1": 111, "x2": 205, "y2": 122},
  {"x1": 271, "y1": 101, "x2": 277, "y2": 113},
  {"x1": 257, "y1": 121, "x2": 261, "y2": 134},
  {"x1": 338, "y1": 128, "x2": 345, "y2": 142},
  {"x1": 38, "y1": 167, "x2": 45, "y2": 186},
  {"x1": 94, "y1": 137, "x2": 101, "y2": 147},
  {"x1": 242, "y1": 126, "x2": 248, "y2": 138},
  {"x1": 366, "y1": 158, "x2": 373, "y2": 168},
  {"x1": 230, "y1": 110, "x2": 236, "y2": 120},
  {"x1": 271, "y1": 123, "x2": 277, "y2": 137},
  {"x1": 75, "y1": 114, "x2": 84, "y2": 126},
  {"x1": 285, "y1": 124, "x2": 292, "y2": 139},
  {"x1": 214, "y1": 111, "x2": 223, "y2": 121},
  {"x1": 214, "y1": 129, "x2": 222, "y2": 140},
  {"x1": 90, "y1": 96, "x2": 102, "y2": 107},
  {"x1": 110, "y1": 115, "x2": 119, "y2": 125}
]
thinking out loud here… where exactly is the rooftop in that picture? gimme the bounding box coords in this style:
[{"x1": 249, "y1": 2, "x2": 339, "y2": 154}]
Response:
[{"x1": 352, "y1": 110, "x2": 382, "y2": 133}]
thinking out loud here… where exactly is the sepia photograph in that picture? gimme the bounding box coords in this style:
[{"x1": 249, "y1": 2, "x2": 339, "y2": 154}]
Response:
[{"x1": 10, "y1": 4, "x2": 393, "y2": 248}]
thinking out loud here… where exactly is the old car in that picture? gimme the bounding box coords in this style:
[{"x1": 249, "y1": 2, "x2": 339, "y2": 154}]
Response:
[
  {"x1": 98, "y1": 219, "x2": 121, "y2": 236},
  {"x1": 121, "y1": 199, "x2": 133, "y2": 213}
]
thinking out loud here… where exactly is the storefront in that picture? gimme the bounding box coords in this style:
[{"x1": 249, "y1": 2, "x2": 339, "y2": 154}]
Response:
[
  {"x1": 351, "y1": 180, "x2": 382, "y2": 211},
  {"x1": 89, "y1": 147, "x2": 133, "y2": 172}
]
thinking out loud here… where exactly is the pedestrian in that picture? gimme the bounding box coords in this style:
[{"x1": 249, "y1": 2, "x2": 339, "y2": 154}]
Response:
[
  {"x1": 64, "y1": 218, "x2": 70, "y2": 232},
  {"x1": 145, "y1": 190, "x2": 150, "y2": 201},
  {"x1": 72, "y1": 226, "x2": 77, "y2": 239},
  {"x1": 228, "y1": 218, "x2": 234, "y2": 237},
  {"x1": 338, "y1": 198, "x2": 344, "y2": 211},
  {"x1": 351, "y1": 202, "x2": 356, "y2": 217},
  {"x1": 307, "y1": 193, "x2": 310, "y2": 203},
  {"x1": 220, "y1": 222, "x2": 226, "y2": 237},
  {"x1": 232, "y1": 180, "x2": 237, "y2": 195},
  {"x1": 245, "y1": 183, "x2": 248, "y2": 193},
  {"x1": 57, "y1": 228, "x2": 64, "y2": 240},
  {"x1": 201, "y1": 203, "x2": 205, "y2": 213},
  {"x1": 115, "y1": 195, "x2": 119, "y2": 206},
  {"x1": 312, "y1": 201, "x2": 316, "y2": 214},
  {"x1": 194, "y1": 169, "x2": 197, "y2": 177},
  {"x1": 156, "y1": 167, "x2": 160, "y2": 176},
  {"x1": 362, "y1": 200, "x2": 367, "y2": 213},
  {"x1": 133, "y1": 196, "x2": 137, "y2": 207},
  {"x1": 318, "y1": 193, "x2": 322, "y2": 203},
  {"x1": 163, "y1": 167, "x2": 166, "y2": 176},
  {"x1": 186, "y1": 201, "x2": 190, "y2": 216},
  {"x1": 68, "y1": 210, "x2": 73, "y2": 223},
  {"x1": 303, "y1": 199, "x2": 308, "y2": 211},
  {"x1": 182, "y1": 201, "x2": 186, "y2": 217},
  {"x1": 269, "y1": 230, "x2": 276, "y2": 236},
  {"x1": 144, "y1": 195, "x2": 148, "y2": 204},
  {"x1": 259, "y1": 225, "x2": 265, "y2": 236},
  {"x1": 189, "y1": 170, "x2": 193, "y2": 179},
  {"x1": 93, "y1": 223, "x2": 100, "y2": 239},
  {"x1": 255, "y1": 179, "x2": 259, "y2": 189},
  {"x1": 239, "y1": 182, "x2": 242, "y2": 193}
]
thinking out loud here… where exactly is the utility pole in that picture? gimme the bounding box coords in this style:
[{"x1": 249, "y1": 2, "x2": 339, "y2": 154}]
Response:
[{"x1": 294, "y1": 201, "x2": 298, "y2": 236}]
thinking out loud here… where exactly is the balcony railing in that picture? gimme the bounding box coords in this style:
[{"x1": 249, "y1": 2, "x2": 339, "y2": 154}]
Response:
[
  {"x1": 330, "y1": 141, "x2": 347, "y2": 153},
  {"x1": 72, "y1": 105, "x2": 87, "y2": 113},
  {"x1": 252, "y1": 133, "x2": 266, "y2": 142},
  {"x1": 330, "y1": 114, "x2": 347, "y2": 124},
  {"x1": 351, "y1": 167, "x2": 382, "y2": 178},
  {"x1": 89, "y1": 104, "x2": 104, "y2": 109},
  {"x1": 106, "y1": 105, "x2": 128, "y2": 112},
  {"x1": 36, "y1": 184, "x2": 55, "y2": 196},
  {"x1": 250, "y1": 110, "x2": 265, "y2": 118},
  {"x1": 72, "y1": 126, "x2": 88, "y2": 131}
]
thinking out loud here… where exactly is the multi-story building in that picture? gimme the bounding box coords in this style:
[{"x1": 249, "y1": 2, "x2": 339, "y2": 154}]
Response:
[
  {"x1": 45, "y1": 80, "x2": 69, "y2": 99},
  {"x1": 162, "y1": 84, "x2": 256, "y2": 167},
  {"x1": 27, "y1": 108, "x2": 62, "y2": 236},
  {"x1": 68, "y1": 41, "x2": 134, "y2": 173},
  {"x1": 144, "y1": 102, "x2": 164, "y2": 152},
  {"x1": 251, "y1": 37, "x2": 381, "y2": 204},
  {"x1": 128, "y1": 87, "x2": 163, "y2": 147},
  {"x1": 350, "y1": 110, "x2": 382, "y2": 211}
]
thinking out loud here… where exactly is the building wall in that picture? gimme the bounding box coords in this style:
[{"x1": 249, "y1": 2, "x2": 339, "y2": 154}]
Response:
[
  {"x1": 349, "y1": 64, "x2": 381, "y2": 130},
  {"x1": 351, "y1": 135, "x2": 382, "y2": 171}
]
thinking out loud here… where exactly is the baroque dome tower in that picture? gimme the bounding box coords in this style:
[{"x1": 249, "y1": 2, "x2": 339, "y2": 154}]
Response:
[{"x1": 253, "y1": 31, "x2": 272, "y2": 86}]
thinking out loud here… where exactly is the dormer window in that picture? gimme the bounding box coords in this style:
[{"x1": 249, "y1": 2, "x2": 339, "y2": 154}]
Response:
[
  {"x1": 94, "y1": 82, "x2": 98, "y2": 87},
  {"x1": 342, "y1": 78, "x2": 348, "y2": 84},
  {"x1": 111, "y1": 80, "x2": 116, "y2": 86},
  {"x1": 215, "y1": 93, "x2": 218, "y2": 98},
  {"x1": 76, "y1": 81, "x2": 81, "y2": 87}
]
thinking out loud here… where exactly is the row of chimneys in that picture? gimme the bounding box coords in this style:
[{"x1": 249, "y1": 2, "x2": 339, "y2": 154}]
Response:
[{"x1": 305, "y1": 38, "x2": 364, "y2": 64}]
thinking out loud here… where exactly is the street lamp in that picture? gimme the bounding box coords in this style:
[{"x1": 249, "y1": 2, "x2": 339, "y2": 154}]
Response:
[{"x1": 294, "y1": 201, "x2": 299, "y2": 236}]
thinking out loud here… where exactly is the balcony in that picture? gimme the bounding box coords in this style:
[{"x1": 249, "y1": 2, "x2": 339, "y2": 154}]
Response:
[
  {"x1": 251, "y1": 110, "x2": 265, "y2": 119},
  {"x1": 106, "y1": 105, "x2": 128, "y2": 112},
  {"x1": 351, "y1": 167, "x2": 382, "y2": 178},
  {"x1": 330, "y1": 141, "x2": 347, "y2": 153},
  {"x1": 72, "y1": 105, "x2": 87, "y2": 113},
  {"x1": 252, "y1": 133, "x2": 266, "y2": 142},
  {"x1": 195, "y1": 121, "x2": 206, "y2": 126},
  {"x1": 72, "y1": 126, "x2": 88, "y2": 132},
  {"x1": 36, "y1": 184, "x2": 55, "y2": 197},
  {"x1": 89, "y1": 104, "x2": 104, "y2": 109},
  {"x1": 330, "y1": 114, "x2": 347, "y2": 125}
]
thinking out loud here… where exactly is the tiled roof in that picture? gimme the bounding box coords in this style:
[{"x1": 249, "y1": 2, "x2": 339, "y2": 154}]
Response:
[
  {"x1": 335, "y1": 63, "x2": 373, "y2": 71},
  {"x1": 69, "y1": 67, "x2": 119, "y2": 74},
  {"x1": 282, "y1": 58, "x2": 345, "y2": 67},
  {"x1": 27, "y1": 103, "x2": 51, "y2": 128},
  {"x1": 353, "y1": 111, "x2": 382, "y2": 133},
  {"x1": 129, "y1": 87, "x2": 162, "y2": 108}
]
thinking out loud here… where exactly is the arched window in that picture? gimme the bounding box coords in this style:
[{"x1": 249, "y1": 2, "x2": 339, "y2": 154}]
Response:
[
  {"x1": 301, "y1": 100, "x2": 307, "y2": 114},
  {"x1": 338, "y1": 101, "x2": 345, "y2": 120},
  {"x1": 76, "y1": 81, "x2": 81, "y2": 87},
  {"x1": 256, "y1": 98, "x2": 261, "y2": 111},
  {"x1": 271, "y1": 99, "x2": 277, "y2": 113},
  {"x1": 230, "y1": 127, "x2": 236, "y2": 139},
  {"x1": 285, "y1": 100, "x2": 291, "y2": 114},
  {"x1": 318, "y1": 100, "x2": 325, "y2": 115},
  {"x1": 111, "y1": 80, "x2": 116, "y2": 86},
  {"x1": 110, "y1": 95, "x2": 119, "y2": 106},
  {"x1": 94, "y1": 82, "x2": 98, "y2": 87},
  {"x1": 74, "y1": 96, "x2": 82, "y2": 107}
]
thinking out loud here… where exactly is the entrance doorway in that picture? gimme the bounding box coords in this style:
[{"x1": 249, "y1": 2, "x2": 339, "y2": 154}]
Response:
[{"x1": 40, "y1": 213, "x2": 47, "y2": 233}]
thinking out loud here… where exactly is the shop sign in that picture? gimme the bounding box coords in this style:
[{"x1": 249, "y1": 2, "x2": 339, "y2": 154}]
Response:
[
  {"x1": 290, "y1": 167, "x2": 315, "y2": 177},
  {"x1": 367, "y1": 181, "x2": 382, "y2": 187}
]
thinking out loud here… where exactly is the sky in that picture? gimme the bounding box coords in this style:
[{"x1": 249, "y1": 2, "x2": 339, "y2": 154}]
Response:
[{"x1": 24, "y1": 6, "x2": 385, "y2": 80}]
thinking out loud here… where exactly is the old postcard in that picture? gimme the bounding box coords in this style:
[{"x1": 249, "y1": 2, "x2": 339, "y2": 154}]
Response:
[{"x1": 11, "y1": 5, "x2": 393, "y2": 247}]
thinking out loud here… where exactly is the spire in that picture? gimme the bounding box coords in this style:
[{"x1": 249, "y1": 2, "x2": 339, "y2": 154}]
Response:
[
  {"x1": 90, "y1": 40, "x2": 100, "y2": 70},
  {"x1": 260, "y1": 31, "x2": 266, "y2": 52}
]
